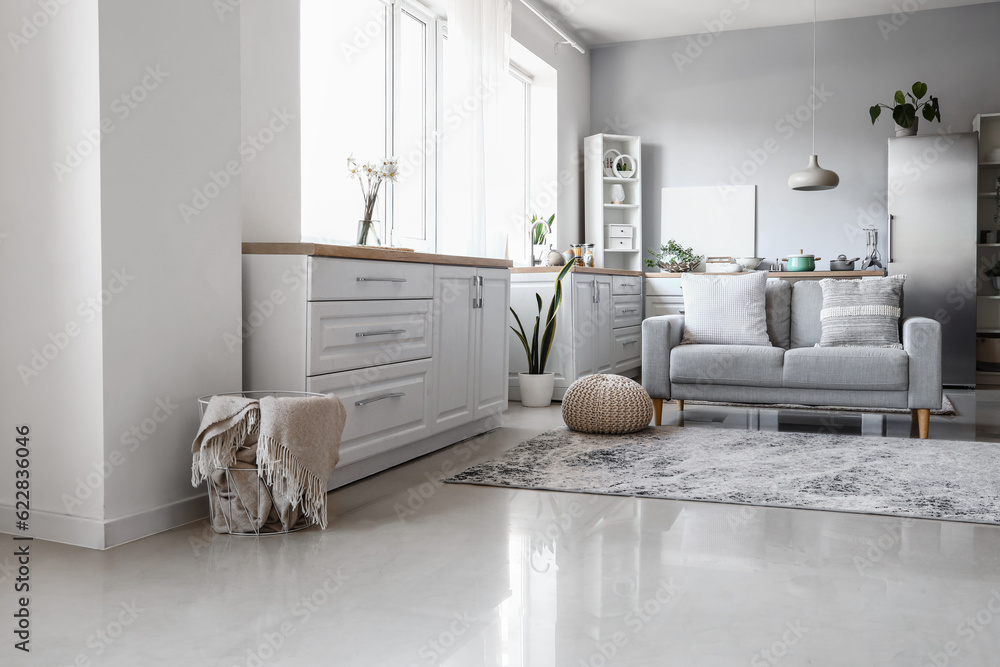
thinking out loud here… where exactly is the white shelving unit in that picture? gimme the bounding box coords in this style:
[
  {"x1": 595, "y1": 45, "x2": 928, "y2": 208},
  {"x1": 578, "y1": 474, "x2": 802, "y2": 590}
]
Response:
[
  {"x1": 974, "y1": 113, "x2": 1000, "y2": 385},
  {"x1": 584, "y1": 134, "x2": 643, "y2": 271}
]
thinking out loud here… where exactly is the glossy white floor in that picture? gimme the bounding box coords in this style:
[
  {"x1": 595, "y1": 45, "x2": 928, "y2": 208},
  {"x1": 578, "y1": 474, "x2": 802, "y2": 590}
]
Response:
[{"x1": 20, "y1": 390, "x2": 1000, "y2": 667}]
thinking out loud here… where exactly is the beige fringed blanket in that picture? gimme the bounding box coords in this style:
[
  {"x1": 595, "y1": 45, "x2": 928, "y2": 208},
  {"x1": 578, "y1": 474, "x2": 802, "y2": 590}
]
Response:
[{"x1": 192, "y1": 394, "x2": 346, "y2": 530}]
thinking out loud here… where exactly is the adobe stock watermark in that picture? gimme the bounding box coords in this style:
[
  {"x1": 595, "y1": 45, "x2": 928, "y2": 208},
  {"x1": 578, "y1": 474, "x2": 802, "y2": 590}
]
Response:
[
  {"x1": 17, "y1": 268, "x2": 135, "y2": 386},
  {"x1": 213, "y1": 0, "x2": 241, "y2": 22},
  {"x1": 223, "y1": 261, "x2": 307, "y2": 353},
  {"x1": 877, "y1": 0, "x2": 931, "y2": 40},
  {"x1": 7, "y1": 0, "x2": 74, "y2": 54},
  {"x1": 672, "y1": 0, "x2": 753, "y2": 73},
  {"x1": 56, "y1": 600, "x2": 144, "y2": 667},
  {"x1": 853, "y1": 518, "x2": 917, "y2": 575},
  {"x1": 751, "y1": 620, "x2": 809, "y2": 666},
  {"x1": 61, "y1": 397, "x2": 180, "y2": 514},
  {"x1": 716, "y1": 84, "x2": 834, "y2": 201},
  {"x1": 239, "y1": 568, "x2": 350, "y2": 667},
  {"x1": 340, "y1": 2, "x2": 391, "y2": 63},
  {"x1": 922, "y1": 590, "x2": 1000, "y2": 667},
  {"x1": 51, "y1": 65, "x2": 169, "y2": 182},
  {"x1": 179, "y1": 107, "x2": 296, "y2": 224}
]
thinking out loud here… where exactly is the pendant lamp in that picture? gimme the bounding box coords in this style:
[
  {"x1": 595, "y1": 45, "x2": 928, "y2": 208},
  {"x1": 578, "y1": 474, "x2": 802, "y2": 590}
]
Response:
[{"x1": 788, "y1": 0, "x2": 839, "y2": 191}]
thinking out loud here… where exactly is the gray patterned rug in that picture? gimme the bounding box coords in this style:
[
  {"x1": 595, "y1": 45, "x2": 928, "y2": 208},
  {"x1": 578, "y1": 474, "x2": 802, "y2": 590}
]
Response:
[{"x1": 446, "y1": 427, "x2": 1000, "y2": 525}]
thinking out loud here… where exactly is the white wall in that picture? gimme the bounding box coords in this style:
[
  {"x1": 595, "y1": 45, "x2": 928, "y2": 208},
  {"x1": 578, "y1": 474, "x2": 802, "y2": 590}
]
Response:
[
  {"x1": 0, "y1": 0, "x2": 106, "y2": 536},
  {"x1": 511, "y1": 1, "x2": 591, "y2": 247},
  {"x1": 241, "y1": 0, "x2": 302, "y2": 243},
  {"x1": 97, "y1": 0, "x2": 243, "y2": 544}
]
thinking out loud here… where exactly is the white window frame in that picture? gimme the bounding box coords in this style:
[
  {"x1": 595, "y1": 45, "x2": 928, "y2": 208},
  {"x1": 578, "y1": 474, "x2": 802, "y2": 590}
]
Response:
[
  {"x1": 506, "y1": 62, "x2": 534, "y2": 263},
  {"x1": 385, "y1": 0, "x2": 444, "y2": 252}
]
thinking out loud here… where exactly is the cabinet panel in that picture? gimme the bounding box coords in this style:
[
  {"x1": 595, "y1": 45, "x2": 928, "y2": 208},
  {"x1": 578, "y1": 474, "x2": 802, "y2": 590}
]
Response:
[
  {"x1": 612, "y1": 276, "x2": 641, "y2": 295},
  {"x1": 430, "y1": 266, "x2": 477, "y2": 433},
  {"x1": 476, "y1": 269, "x2": 510, "y2": 419},
  {"x1": 613, "y1": 325, "x2": 642, "y2": 373},
  {"x1": 612, "y1": 295, "x2": 642, "y2": 329},
  {"x1": 645, "y1": 296, "x2": 684, "y2": 318},
  {"x1": 307, "y1": 300, "x2": 432, "y2": 375},
  {"x1": 306, "y1": 359, "x2": 431, "y2": 466},
  {"x1": 645, "y1": 277, "x2": 683, "y2": 297},
  {"x1": 572, "y1": 276, "x2": 597, "y2": 378},
  {"x1": 309, "y1": 257, "x2": 433, "y2": 301},
  {"x1": 595, "y1": 276, "x2": 614, "y2": 374}
]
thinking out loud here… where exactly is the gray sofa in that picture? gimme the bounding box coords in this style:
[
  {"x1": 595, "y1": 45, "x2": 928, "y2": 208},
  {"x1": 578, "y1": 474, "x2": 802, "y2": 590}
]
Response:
[{"x1": 641, "y1": 279, "x2": 943, "y2": 438}]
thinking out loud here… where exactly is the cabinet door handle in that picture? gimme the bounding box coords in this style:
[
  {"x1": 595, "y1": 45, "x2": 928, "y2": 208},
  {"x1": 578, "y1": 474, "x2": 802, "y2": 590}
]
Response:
[
  {"x1": 355, "y1": 330, "x2": 406, "y2": 337},
  {"x1": 472, "y1": 275, "x2": 484, "y2": 308},
  {"x1": 623, "y1": 340, "x2": 638, "y2": 346},
  {"x1": 355, "y1": 392, "x2": 406, "y2": 407},
  {"x1": 357, "y1": 277, "x2": 407, "y2": 283}
]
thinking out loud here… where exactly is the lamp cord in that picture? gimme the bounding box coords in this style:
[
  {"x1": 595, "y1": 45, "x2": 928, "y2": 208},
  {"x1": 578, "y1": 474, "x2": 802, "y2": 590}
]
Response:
[{"x1": 811, "y1": 0, "x2": 817, "y2": 155}]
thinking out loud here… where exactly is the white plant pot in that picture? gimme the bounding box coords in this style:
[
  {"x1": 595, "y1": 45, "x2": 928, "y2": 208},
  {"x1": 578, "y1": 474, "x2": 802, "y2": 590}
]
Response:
[
  {"x1": 895, "y1": 117, "x2": 919, "y2": 137},
  {"x1": 993, "y1": 276, "x2": 1000, "y2": 291},
  {"x1": 518, "y1": 372, "x2": 555, "y2": 408}
]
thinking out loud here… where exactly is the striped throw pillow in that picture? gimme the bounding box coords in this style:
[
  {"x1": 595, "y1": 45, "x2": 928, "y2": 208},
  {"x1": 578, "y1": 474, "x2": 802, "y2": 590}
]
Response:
[
  {"x1": 680, "y1": 271, "x2": 772, "y2": 346},
  {"x1": 817, "y1": 275, "x2": 906, "y2": 349}
]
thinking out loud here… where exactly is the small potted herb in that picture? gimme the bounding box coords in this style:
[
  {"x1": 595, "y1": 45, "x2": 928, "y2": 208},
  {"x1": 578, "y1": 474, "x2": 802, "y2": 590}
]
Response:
[
  {"x1": 869, "y1": 82, "x2": 941, "y2": 137},
  {"x1": 645, "y1": 240, "x2": 704, "y2": 273}
]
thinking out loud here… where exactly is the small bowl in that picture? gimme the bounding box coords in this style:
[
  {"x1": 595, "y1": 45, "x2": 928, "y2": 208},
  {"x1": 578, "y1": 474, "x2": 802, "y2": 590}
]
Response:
[{"x1": 735, "y1": 257, "x2": 763, "y2": 270}]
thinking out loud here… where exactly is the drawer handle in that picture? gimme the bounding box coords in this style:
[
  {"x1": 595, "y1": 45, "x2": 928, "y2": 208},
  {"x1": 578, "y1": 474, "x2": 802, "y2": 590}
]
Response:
[
  {"x1": 355, "y1": 392, "x2": 406, "y2": 407},
  {"x1": 356, "y1": 330, "x2": 406, "y2": 338},
  {"x1": 621, "y1": 309, "x2": 638, "y2": 314},
  {"x1": 623, "y1": 340, "x2": 638, "y2": 346},
  {"x1": 356, "y1": 277, "x2": 407, "y2": 283}
]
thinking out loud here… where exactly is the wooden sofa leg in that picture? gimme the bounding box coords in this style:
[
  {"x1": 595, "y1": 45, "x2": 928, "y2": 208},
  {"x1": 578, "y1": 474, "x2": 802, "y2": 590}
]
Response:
[
  {"x1": 676, "y1": 399, "x2": 684, "y2": 412},
  {"x1": 652, "y1": 399, "x2": 663, "y2": 426},
  {"x1": 914, "y1": 409, "x2": 930, "y2": 439}
]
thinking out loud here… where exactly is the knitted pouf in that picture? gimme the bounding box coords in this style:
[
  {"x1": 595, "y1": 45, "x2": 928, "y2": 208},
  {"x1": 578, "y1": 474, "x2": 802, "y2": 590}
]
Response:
[{"x1": 562, "y1": 374, "x2": 653, "y2": 434}]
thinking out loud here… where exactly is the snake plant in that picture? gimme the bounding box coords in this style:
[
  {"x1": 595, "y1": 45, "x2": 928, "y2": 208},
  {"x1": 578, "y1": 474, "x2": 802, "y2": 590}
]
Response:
[{"x1": 510, "y1": 261, "x2": 574, "y2": 374}]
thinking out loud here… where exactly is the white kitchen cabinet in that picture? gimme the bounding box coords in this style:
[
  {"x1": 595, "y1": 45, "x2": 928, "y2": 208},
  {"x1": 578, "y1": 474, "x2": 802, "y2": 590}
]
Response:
[
  {"x1": 429, "y1": 266, "x2": 510, "y2": 433},
  {"x1": 510, "y1": 268, "x2": 641, "y2": 401},
  {"x1": 243, "y1": 246, "x2": 511, "y2": 490}
]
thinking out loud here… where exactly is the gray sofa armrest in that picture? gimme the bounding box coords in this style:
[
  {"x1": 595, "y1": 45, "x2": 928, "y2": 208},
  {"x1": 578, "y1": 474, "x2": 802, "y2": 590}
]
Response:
[
  {"x1": 642, "y1": 315, "x2": 684, "y2": 400},
  {"x1": 903, "y1": 317, "x2": 942, "y2": 410}
]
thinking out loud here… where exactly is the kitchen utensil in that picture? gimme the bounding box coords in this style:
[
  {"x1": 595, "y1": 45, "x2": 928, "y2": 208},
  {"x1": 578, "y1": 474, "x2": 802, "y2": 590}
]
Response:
[
  {"x1": 546, "y1": 248, "x2": 565, "y2": 266},
  {"x1": 860, "y1": 226, "x2": 883, "y2": 270},
  {"x1": 705, "y1": 256, "x2": 743, "y2": 273},
  {"x1": 735, "y1": 257, "x2": 763, "y2": 271},
  {"x1": 830, "y1": 254, "x2": 860, "y2": 271},
  {"x1": 782, "y1": 249, "x2": 821, "y2": 272}
]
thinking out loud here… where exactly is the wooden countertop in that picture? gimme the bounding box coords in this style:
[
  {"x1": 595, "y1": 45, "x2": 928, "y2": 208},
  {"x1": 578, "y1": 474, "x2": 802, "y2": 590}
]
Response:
[
  {"x1": 242, "y1": 243, "x2": 513, "y2": 268},
  {"x1": 645, "y1": 270, "x2": 887, "y2": 279},
  {"x1": 511, "y1": 265, "x2": 643, "y2": 277}
]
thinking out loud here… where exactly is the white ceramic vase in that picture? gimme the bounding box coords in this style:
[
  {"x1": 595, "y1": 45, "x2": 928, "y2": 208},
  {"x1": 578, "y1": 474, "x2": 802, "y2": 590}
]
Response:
[
  {"x1": 518, "y1": 372, "x2": 555, "y2": 408},
  {"x1": 610, "y1": 184, "x2": 625, "y2": 204}
]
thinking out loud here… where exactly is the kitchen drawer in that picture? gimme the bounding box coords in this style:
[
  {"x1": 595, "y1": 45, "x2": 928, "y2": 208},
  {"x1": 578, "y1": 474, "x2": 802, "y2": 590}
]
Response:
[
  {"x1": 613, "y1": 325, "x2": 641, "y2": 373},
  {"x1": 611, "y1": 276, "x2": 641, "y2": 296},
  {"x1": 613, "y1": 295, "x2": 642, "y2": 328},
  {"x1": 606, "y1": 224, "x2": 633, "y2": 238},
  {"x1": 307, "y1": 300, "x2": 432, "y2": 376},
  {"x1": 645, "y1": 295, "x2": 684, "y2": 318},
  {"x1": 308, "y1": 257, "x2": 433, "y2": 301},
  {"x1": 306, "y1": 359, "x2": 431, "y2": 467},
  {"x1": 606, "y1": 237, "x2": 633, "y2": 251},
  {"x1": 645, "y1": 277, "x2": 683, "y2": 296}
]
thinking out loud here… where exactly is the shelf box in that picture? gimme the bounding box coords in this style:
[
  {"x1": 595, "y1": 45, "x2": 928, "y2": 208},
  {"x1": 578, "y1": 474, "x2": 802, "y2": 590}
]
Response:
[
  {"x1": 607, "y1": 225, "x2": 633, "y2": 238},
  {"x1": 606, "y1": 236, "x2": 633, "y2": 250}
]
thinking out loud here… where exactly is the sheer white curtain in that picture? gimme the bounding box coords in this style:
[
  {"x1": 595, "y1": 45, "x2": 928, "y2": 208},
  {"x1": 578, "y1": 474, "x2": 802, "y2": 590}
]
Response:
[{"x1": 440, "y1": 0, "x2": 511, "y2": 257}]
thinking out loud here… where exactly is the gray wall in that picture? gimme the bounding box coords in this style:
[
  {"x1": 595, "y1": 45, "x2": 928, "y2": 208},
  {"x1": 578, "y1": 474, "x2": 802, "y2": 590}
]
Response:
[{"x1": 590, "y1": 3, "x2": 1000, "y2": 268}]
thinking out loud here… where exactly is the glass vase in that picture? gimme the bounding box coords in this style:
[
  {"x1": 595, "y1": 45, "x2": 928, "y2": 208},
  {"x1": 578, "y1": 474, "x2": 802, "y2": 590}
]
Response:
[{"x1": 357, "y1": 219, "x2": 382, "y2": 247}]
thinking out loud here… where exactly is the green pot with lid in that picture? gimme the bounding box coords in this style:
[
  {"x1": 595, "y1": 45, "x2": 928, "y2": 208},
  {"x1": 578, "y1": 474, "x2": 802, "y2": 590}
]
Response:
[{"x1": 782, "y1": 249, "x2": 821, "y2": 272}]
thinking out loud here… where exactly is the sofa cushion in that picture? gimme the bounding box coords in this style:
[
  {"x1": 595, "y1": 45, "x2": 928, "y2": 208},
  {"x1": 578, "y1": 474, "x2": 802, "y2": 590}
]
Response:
[
  {"x1": 765, "y1": 279, "x2": 791, "y2": 349},
  {"x1": 818, "y1": 275, "x2": 905, "y2": 349},
  {"x1": 782, "y1": 347, "x2": 909, "y2": 391},
  {"x1": 680, "y1": 272, "x2": 771, "y2": 346},
  {"x1": 790, "y1": 281, "x2": 823, "y2": 348},
  {"x1": 671, "y1": 344, "x2": 785, "y2": 388}
]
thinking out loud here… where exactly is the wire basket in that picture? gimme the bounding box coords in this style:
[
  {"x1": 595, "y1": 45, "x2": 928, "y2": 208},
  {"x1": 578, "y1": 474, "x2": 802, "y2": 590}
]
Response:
[{"x1": 197, "y1": 391, "x2": 324, "y2": 536}]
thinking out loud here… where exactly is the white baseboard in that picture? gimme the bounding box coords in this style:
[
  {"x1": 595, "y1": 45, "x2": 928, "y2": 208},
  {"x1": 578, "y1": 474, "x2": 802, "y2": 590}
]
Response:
[{"x1": 0, "y1": 493, "x2": 209, "y2": 550}]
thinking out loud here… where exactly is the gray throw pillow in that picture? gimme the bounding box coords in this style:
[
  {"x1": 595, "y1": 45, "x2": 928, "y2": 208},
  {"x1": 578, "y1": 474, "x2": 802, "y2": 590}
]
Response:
[
  {"x1": 681, "y1": 272, "x2": 771, "y2": 346},
  {"x1": 817, "y1": 275, "x2": 906, "y2": 349}
]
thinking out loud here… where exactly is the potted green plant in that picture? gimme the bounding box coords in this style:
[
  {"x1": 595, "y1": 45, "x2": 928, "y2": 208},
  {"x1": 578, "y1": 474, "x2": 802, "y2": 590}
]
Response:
[
  {"x1": 645, "y1": 240, "x2": 704, "y2": 273},
  {"x1": 529, "y1": 214, "x2": 555, "y2": 266},
  {"x1": 510, "y1": 261, "x2": 574, "y2": 407},
  {"x1": 986, "y1": 260, "x2": 1000, "y2": 291},
  {"x1": 869, "y1": 82, "x2": 941, "y2": 137}
]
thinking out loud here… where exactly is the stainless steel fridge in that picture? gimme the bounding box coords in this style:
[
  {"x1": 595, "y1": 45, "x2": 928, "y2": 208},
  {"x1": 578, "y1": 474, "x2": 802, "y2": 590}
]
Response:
[{"x1": 888, "y1": 133, "x2": 978, "y2": 386}]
